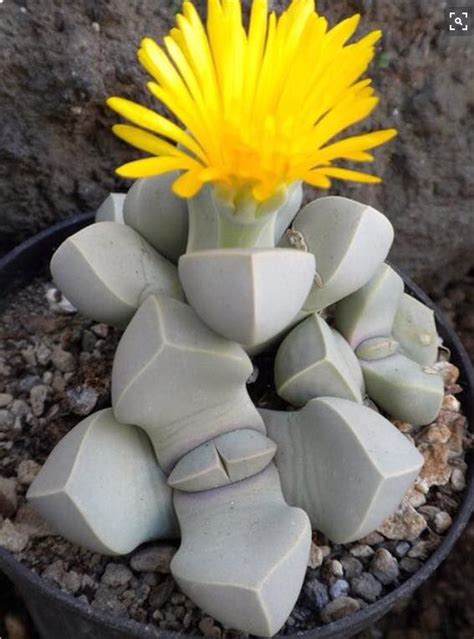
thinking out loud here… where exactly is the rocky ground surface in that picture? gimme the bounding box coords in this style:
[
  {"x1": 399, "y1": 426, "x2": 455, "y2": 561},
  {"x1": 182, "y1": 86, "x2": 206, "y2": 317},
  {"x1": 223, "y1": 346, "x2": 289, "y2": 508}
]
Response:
[
  {"x1": 0, "y1": 269, "x2": 473, "y2": 639},
  {"x1": 1, "y1": 0, "x2": 473, "y2": 291}
]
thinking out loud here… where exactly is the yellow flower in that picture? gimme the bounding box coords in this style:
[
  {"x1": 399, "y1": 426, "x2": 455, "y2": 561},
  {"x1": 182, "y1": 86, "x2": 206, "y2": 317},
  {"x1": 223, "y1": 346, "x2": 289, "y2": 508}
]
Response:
[{"x1": 107, "y1": 0, "x2": 396, "y2": 205}]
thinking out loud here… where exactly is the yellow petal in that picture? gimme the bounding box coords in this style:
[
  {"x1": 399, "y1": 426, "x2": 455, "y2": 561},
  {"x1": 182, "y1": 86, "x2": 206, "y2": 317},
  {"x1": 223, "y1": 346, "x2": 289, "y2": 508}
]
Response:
[
  {"x1": 171, "y1": 169, "x2": 204, "y2": 197},
  {"x1": 318, "y1": 166, "x2": 382, "y2": 183},
  {"x1": 112, "y1": 124, "x2": 186, "y2": 157},
  {"x1": 303, "y1": 171, "x2": 331, "y2": 188},
  {"x1": 115, "y1": 156, "x2": 200, "y2": 178},
  {"x1": 107, "y1": 97, "x2": 207, "y2": 163},
  {"x1": 315, "y1": 128, "x2": 397, "y2": 162}
]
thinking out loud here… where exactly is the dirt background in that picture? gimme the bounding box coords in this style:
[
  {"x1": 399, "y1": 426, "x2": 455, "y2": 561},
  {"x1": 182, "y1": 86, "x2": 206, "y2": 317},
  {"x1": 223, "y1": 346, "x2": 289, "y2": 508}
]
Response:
[
  {"x1": 0, "y1": 0, "x2": 473, "y2": 638},
  {"x1": 0, "y1": 0, "x2": 473, "y2": 292}
]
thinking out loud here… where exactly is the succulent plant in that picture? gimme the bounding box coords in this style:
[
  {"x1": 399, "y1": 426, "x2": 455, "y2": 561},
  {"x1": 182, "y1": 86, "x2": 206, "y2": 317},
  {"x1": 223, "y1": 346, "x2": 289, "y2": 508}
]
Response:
[
  {"x1": 25, "y1": 1, "x2": 445, "y2": 636},
  {"x1": 27, "y1": 409, "x2": 178, "y2": 555}
]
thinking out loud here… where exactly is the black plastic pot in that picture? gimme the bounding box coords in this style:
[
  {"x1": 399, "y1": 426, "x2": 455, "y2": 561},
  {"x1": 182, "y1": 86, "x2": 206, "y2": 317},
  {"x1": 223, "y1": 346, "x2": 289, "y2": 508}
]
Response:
[{"x1": 0, "y1": 215, "x2": 473, "y2": 639}]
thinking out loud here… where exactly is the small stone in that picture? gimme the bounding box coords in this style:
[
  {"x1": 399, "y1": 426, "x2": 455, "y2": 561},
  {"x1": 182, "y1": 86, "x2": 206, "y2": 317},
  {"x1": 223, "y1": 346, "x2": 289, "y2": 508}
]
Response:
[
  {"x1": 18, "y1": 374, "x2": 42, "y2": 393},
  {"x1": 418, "y1": 444, "x2": 451, "y2": 488},
  {"x1": 0, "y1": 393, "x2": 13, "y2": 407},
  {"x1": 51, "y1": 348, "x2": 76, "y2": 373},
  {"x1": 399, "y1": 557, "x2": 421, "y2": 573},
  {"x1": 130, "y1": 544, "x2": 177, "y2": 573},
  {"x1": 17, "y1": 459, "x2": 41, "y2": 486},
  {"x1": 46, "y1": 287, "x2": 77, "y2": 315},
  {"x1": 303, "y1": 578, "x2": 329, "y2": 612},
  {"x1": 0, "y1": 477, "x2": 18, "y2": 517},
  {"x1": 10, "y1": 399, "x2": 29, "y2": 418},
  {"x1": 92, "y1": 585, "x2": 128, "y2": 617},
  {"x1": 43, "y1": 560, "x2": 66, "y2": 585},
  {"x1": 328, "y1": 559, "x2": 344, "y2": 577},
  {"x1": 394, "y1": 542, "x2": 411, "y2": 558},
  {"x1": 63, "y1": 570, "x2": 82, "y2": 594},
  {"x1": 418, "y1": 505, "x2": 440, "y2": 519},
  {"x1": 36, "y1": 343, "x2": 52, "y2": 366},
  {"x1": 329, "y1": 579, "x2": 350, "y2": 599},
  {"x1": 319, "y1": 545, "x2": 331, "y2": 559},
  {"x1": 52, "y1": 371, "x2": 66, "y2": 393},
  {"x1": 392, "y1": 420, "x2": 413, "y2": 434},
  {"x1": 29, "y1": 384, "x2": 50, "y2": 417},
  {"x1": 350, "y1": 572, "x2": 383, "y2": 603},
  {"x1": 450, "y1": 467, "x2": 466, "y2": 491},
  {"x1": 406, "y1": 486, "x2": 427, "y2": 508},
  {"x1": 14, "y1": 504, "x2": 53, "y2": 538},
  {"x1": 199, "y1": 616, "x2": 221, "y2": 639},
  {"x1": 66, "y1": 386, "x2": 98, "y2": 416},
  {"x1": 308, "y1": 542, "x2": 324, "y2": 568},
  {"x1": 82, "y1": 574, "x2": 97, "y2": 591},
  {"x1": 81, "y1": 330, "x2": 97, "y2": 353},
  {"x1": 377, "y1": 499, "x2": 427, "y2": 541},
  {"x1": 0, "y1": 409, "x2": 14, "y2": 431},
  {"x1": 433, "y1": 511, "x2": 452, "y2": 534},
  {"x1": 4, "y1": 613, "x2": 29, "y2": 639},
  {"x1": 152, "y1": 610, "x2": 164, "y2": 622},
  {"x1": 369, "y1": 549, "x2": 399, "y2": 585},
  {"x1": 0, "y1": 520, "x2": 29, "y2": 553},
  {"x1": 419, "y1": 423, "x2": 451, "y2": 444},
  {"x1": 21, "y1": 348, "x2": 37, "y2": 367},
  {"x1": 446, "y1": 416, "x2": 465, "y2": 457},
  {"x1": 441, "y1": 394, "x2": 460, "y2": 412},
  {"x1": 320, "y1": 558, "x2": 344, "y2": 585},
  {"x1": 340, "y1": 554, "x2": 363, "y2": 578},
  {"x1": 320, "y1": 597, "x2": 361, "y2": 623},
  {"x1": 349, "y1": 544, "x2": 374, "y2": 559},
  {"x1": 357, "y1": 532, "x2": 385, "y2": 546},
  {"x1": 91, "y1": 323, "x2": 109, "y2": 338},
  {"x1": 143, "y1": 572, "x2": 160, "y2": 587},
  {"x1": 43, "y1": 371, "x2": 53, "y2": 384},
  {"x1": 149, "y1": 577, "x2": 175, "y2": 608},
  {"x1": 408, "y1": 535, "x2": 441, "y2": 560},
  {"x1": 102, "y1": 563, "x2": 133, "y2": 587},
  {"x1": 432, "y1": 361, "x2": 459, "y2": 386}
]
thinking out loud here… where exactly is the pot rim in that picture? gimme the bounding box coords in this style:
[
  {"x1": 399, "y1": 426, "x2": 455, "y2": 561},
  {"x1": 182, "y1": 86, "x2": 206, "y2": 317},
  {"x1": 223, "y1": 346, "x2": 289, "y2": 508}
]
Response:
[{"x1": 0, "y1": 214, "x2": 473, "y2": 639}]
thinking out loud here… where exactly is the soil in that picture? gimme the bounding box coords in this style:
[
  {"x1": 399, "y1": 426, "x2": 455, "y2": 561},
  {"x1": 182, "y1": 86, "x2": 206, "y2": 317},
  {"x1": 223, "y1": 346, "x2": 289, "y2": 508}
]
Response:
[
  {"x1": 0, "y1": 1, "x2": 473, "y2": 292},
  {"x1": 0, "y1": 269, "x2": 472, "y2": 639}
]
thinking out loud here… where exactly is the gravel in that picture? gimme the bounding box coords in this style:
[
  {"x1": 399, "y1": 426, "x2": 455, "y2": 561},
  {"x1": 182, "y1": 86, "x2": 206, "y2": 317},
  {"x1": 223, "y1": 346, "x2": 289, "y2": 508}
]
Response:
[
  {"x1": 320, "y1": 597, "x2": 361, "y2": 623},
  {"x1": 349, "y1": 544, "x2": 375, "y2": 559},
  {"x1": 350, "y1": 573, "x2": 383, "y2": 603},
  {"x1": 51, "y1": 348, "x2": 76, "y2": 373},
  {"x1": 130, "y1": 545, "x2": 177, "y2": 574},
  {"x1": 66, "y1": 386, "x2": 98, "y2": 416},
  {"x1": 0, "y1": 275, "x2": 471, "y2": 637},
  {"x1": 370, "y1": 549, "x2": 400, "y2": 585},
  {"x1": 29, "y1": 385, "x2": 50, "y2": 417},
  {"x1": 101, "y1": 563, "x2": 134, "y2": 588},
  {"x1": 433, "y1": 511, "x2": 453, "y2": 534},
  {"x1": 0, "y1": 393, "x2": 13, "y2": 407},
  {"x1": 394, "y1": 541, "x2": 411, "y2": 558},
  {"x1": 0, "y1": 409, "x2": 14, "y2": 431},
  {"x1": 149, "y1": 578, "x2": 176, "y2": 609},
  {"x1": 0, "y1": 476, "x2": 18, "y2": 518},
  {"x1": 303, "y1": 577, "x2": 330, "y2": 612},
  {"x1": 340, "y1": 554, "x2": 364, "y2": 579},
  {"x1": 16, "y1": 460, "x2": 41, "y2": 487},
  {"x1": 0, "y1": 520, "x2": 29, "y2": 553},
  {"x1": 329, "y1": 579, "x2": 350, "y2": 599}
]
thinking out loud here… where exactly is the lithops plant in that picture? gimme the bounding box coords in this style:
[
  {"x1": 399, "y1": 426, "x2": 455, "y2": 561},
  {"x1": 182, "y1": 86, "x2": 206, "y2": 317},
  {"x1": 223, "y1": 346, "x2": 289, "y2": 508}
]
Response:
[
  {"x1": 26, "y1": 0, "x2": 447, "y2": 636},
  {"x1": 27, "y1": 409, "x2": 178, "y2": 555}
]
